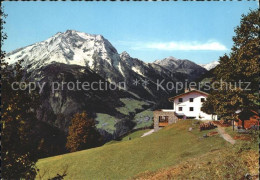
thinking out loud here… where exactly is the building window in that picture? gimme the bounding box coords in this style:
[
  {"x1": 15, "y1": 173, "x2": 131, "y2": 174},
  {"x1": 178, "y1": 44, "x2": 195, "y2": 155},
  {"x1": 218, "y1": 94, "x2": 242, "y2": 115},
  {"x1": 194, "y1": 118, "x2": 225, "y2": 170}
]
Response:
[
  {"x1": 190, "y1": 107, "x2": 194, "y2": 111},
  {"x1": 159, "y1": 116, "x2": 169, "y2": 122},
  {"x1": 189, "y1": 98, "x2": 193, "y2": 102},
  {"x1": 178, "y1": 107, "x2": 183, "y2": 111},
  {"x1": 179, "y1": 98, "x2": 183, "y2": 102},
  {"x1": 201, "y1": 98, "x2": 205, "y2": 102}
]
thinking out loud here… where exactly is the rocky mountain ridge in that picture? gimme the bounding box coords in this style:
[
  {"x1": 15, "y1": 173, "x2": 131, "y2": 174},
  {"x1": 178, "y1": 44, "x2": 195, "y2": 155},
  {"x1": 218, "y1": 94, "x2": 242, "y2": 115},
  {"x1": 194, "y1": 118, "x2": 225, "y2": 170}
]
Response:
[{"x1": 6, "y1": 30, "x2": 209, "y2": 139}]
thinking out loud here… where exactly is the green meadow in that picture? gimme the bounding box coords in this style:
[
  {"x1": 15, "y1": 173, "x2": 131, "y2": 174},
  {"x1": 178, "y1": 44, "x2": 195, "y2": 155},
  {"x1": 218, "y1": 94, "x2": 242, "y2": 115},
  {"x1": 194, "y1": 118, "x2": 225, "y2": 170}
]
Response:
[{"x1": 36, "y1": 120, "x2": 229, "y2": 179}]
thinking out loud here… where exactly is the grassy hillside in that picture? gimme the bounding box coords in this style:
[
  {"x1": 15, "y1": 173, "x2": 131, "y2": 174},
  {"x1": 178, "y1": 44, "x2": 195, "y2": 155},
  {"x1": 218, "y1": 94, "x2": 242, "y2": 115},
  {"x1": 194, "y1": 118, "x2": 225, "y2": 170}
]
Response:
[
  {"x1": 36, "y1": 120, "x2": 229, "y2": 179},
  {"x1": 105, "y1": 129, "x2": 151, "y2": 146},
  {"x1": 96, "y1": 110, "x2": 153, "y2": 134},
  {"x1": 134, "y1": 130, "x2": 259, "y2": 180},
  {"x1": 95, "y1": 99, "x2": 153, "y2": 134},
  {"x1": 116, "y1": 98, "x2": 149, "y2": 115},
  {"x1": 121, "y1": 129, "x2": 150, "y2": 141},
  {"x1": 133, "y1": 110, "x2": 153, "y2": 129},
  {"x1": 134, "y1": 147, "x2": 258, "y2": 180},
  {"x1": 95, "y1": 113, "x2": 117, "y2": 134}
]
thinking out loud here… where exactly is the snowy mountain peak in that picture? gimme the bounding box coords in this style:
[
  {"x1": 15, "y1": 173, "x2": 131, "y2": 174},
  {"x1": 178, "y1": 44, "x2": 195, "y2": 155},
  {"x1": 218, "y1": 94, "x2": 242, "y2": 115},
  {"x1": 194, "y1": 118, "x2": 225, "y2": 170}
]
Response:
[
  {"x1": 153, "y1": 56, "x2": 185, "y2": 69},
  {"x1": 5, "y1": 30, "x2": 209, "y2": 86},
  {"x1": 120, "y1": 51, "x2": 131, "y2": 60},
  {"x1": 153, "y1": 56, "x2": 208, "y2": 78},
  {"x1": 65, "y1": 29, "x2": 77, "y2": 33},
  {"x1": 200, "y1": 60, "x2": 219, "y2": 70},
  {"x1": 153, "y1": 56, "x2": 178, "y2": 64},
  {"x1": 167, "y1": 56, "x2": 178, "y2": 61},
  {"x1": 6, "y1": 30, "x2": 119, "y2": 70}
]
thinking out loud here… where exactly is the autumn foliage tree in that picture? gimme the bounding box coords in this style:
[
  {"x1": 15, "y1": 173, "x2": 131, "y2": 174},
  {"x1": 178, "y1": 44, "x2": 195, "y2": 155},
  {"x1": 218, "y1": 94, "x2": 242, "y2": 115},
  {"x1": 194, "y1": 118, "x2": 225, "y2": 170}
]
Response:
[
  {"x1": 202, "y1": 9, "x2": 259, "y2": 127},
  {"x1": 66, "y1": 112, "x2": 103, "y2": 152},
  {"x1": 1, "y1": 58, "x2": 41, "y2": 179},
  {"x1": 1, "y1": 6, "x2": 43, "y2": 179}
]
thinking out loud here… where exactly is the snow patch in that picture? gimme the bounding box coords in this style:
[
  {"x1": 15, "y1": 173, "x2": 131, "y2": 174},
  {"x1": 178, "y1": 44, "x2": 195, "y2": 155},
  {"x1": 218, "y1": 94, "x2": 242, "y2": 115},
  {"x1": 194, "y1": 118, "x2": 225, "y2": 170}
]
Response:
[
  {"x1": 200, "y1": 61, "x2": 219, "y2": 70},
  {"x1": 132, "y1": 67, "x2": 143, "y2": 76},
  {"x1": 118, "y1": 62, "x2": 125, "y2": 77}
]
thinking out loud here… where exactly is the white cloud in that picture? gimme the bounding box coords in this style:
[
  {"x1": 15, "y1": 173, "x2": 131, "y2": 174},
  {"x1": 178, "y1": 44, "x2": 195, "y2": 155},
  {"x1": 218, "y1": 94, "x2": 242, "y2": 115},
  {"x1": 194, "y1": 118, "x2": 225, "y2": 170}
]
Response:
[{"x1": 120, "y1": 40, "x2": 228, "y2": 51}]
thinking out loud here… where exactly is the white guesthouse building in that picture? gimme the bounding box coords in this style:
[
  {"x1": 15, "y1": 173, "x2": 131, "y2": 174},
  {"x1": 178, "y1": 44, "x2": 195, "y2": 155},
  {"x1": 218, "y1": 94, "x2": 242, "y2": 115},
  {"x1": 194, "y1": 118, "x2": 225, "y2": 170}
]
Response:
[
  {"x1": 169, "y1": 89, "x2": 217, "y2": 120},
  {"x1": 154, "y1": 89, "x2": 217, "y2": 131}
]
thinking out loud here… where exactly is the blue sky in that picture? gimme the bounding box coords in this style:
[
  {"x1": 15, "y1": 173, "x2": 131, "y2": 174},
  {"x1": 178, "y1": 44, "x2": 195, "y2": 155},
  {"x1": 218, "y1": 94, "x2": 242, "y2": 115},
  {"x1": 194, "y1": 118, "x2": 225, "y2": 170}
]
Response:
[{"x1": 2, "y1": 2, "x2": 258, "y2": 64}]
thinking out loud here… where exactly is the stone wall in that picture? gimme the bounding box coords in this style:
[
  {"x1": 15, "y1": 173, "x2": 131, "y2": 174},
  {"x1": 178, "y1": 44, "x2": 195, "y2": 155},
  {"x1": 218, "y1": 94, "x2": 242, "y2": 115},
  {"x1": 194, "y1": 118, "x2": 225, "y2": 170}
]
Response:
[{"x1": 153, "y1": 110, "x2": 178, "y2": 132}]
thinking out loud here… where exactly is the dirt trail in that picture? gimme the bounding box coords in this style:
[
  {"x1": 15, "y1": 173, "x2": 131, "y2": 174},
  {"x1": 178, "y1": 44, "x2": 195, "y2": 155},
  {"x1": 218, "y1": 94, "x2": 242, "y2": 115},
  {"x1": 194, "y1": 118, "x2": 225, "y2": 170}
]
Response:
[
  {"x1": 141, "y1": 129, "x2": 154, "y2": 137},
  {"x1": 217, "y1": 126, "x2": 236, "y2": 145}
]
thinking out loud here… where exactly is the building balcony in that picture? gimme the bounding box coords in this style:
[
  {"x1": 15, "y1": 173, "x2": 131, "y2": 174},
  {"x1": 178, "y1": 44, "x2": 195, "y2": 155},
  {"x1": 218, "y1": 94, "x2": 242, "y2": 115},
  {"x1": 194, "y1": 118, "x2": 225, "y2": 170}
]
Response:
[{"x1": 159, "y1": 122, "x2": 169, "y2": 127}]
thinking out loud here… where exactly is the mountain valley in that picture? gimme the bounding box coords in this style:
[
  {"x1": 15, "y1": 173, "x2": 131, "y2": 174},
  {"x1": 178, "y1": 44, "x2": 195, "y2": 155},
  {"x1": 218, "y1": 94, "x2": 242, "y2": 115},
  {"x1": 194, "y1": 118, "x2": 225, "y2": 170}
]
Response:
[{"x1": 6, "y1": 30, "x2": 210, "y2": 141}]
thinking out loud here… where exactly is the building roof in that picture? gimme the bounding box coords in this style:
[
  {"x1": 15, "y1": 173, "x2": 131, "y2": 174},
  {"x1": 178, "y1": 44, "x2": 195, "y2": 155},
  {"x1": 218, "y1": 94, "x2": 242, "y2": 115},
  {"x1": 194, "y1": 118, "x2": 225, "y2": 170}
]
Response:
[
  {"x1": 238, "y1": 110, "x2": 259, "y2": 120},
  {"x1": 168, "y1": 89, "x2": 209, "y2": 102}
]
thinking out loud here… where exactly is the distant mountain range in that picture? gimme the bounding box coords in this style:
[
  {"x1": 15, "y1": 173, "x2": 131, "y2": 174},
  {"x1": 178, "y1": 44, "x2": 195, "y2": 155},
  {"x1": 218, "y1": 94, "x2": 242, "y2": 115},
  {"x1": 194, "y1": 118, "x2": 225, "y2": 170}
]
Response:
[
  {"x1": 154, "y1": 56, "x2": 207, "y2": 79},
  {"x1": 199, "y1": 60, "x2": 219, "y2": 70},
  {"x1": 6, "y1": 30, "x2": 210, "y2": 139}
]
